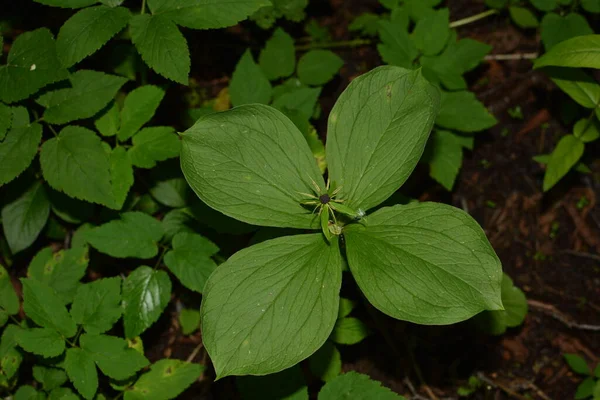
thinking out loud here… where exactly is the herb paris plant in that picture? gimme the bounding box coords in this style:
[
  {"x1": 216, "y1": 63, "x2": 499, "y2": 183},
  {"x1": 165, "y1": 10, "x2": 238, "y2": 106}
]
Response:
[{"x1": 180, "y1": 66, "x2": 504, "y2": 378}]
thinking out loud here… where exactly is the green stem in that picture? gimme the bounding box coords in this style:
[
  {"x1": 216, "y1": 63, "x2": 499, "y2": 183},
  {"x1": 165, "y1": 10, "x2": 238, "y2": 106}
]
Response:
[
  {"x1": 295, "y1": 38, "x2": 372, "y2": 51},
  {"x1": 140, "y1": 0, "x2": 146, "y2": 14},
  {"x1": 449, "y1": 9, "x2": 498, "y2": 29},
  {"x1": 153, "y1": 247, "x2": 167, "y2": 270},
  {"x1": 47, "y1": 124, "x2": 59, "y2": 138}
]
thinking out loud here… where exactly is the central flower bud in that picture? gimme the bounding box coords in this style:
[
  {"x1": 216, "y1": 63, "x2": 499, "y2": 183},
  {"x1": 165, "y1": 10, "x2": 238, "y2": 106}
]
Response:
[{"x1": 319, "y1": 194, "x2": 330, "y2": 204}]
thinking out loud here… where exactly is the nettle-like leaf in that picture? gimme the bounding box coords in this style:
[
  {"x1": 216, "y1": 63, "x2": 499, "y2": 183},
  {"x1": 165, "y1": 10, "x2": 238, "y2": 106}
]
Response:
[
  {"x1": 201, "y1": 234, "x2": 342, "y2": 377},
  {"x1": 118, "y1": 85, "x2": 165, "y2": 141},
  {"x1": 129, "y1": 127, "x2": 181, "y2": 168},
  {"x1": 230, "y1": 50, "x2": 272, "y2": 107},
  {"x1": 33, "y1": 365, "x2": 68, "y2": 392},
  {"x1": 65, "y1": 347, "x2": 98, "y2": 400},
  {"x1": 509, "y1": 6, "x2": 539, "y2": 29},
  {"x1": 57, "y1": 5, "x2": 131, "y2": 67},
  {"x1": 180, "y1": 104, "x2": 325, "y2": 228},
  {"x1": 0, "y1": 266, "x2": 19, "y2": 316},
  {"x1": 95, "y1": 101, "x2": 120, "y2": 136},
  {"x1": 80, "y1": 334, "x2": 149, "y2": 380},
  {"x1": 436, "y1": 91, "x2": 497, "y2": 133},
  {"x1": 1, "y1": 181, "x2": 50, "y2": 254},
  {"x1": 318, "y1": 372, "x2": 405, "y2": 400},
  {"x1": 110, "y1": 146, "x2": 134, "y2": 209},
  {"x1": 251, "y1": 0, "x2": 307, "y2": 29},
  {"x1": 297, "y1": 50, "x2": 344, "y2": 86},
  {"x1": 33, "y1": 0, "x2": 97, "y2": 8},
  {"x1": 86, "y1": 212, "x2": 164, "y2": 258},
  {"x1": 0, "y1": 103, "x2": 12, "y2": 140},
  {"x1": 423, "y1": 130, "x2": 472, "y2": 191},
  {"x1": 535, "y1": 35, "x2": 600, "y2": 69},
  {"x1": 326, "y1": 67, "x2": 439, "y2": 211},
  {"x1": 124, "y1": 359, "x2": 203, "y2": 400},
  {"x1": 164, "y1": 232, "x2": 219, "y2": 293},
  {"x1": 344, "y1": 203, "x2": 503, "y2": 324},
  {"x1": 0, "y1": 113, "x2": 43, "y2": 186},
  {"x1": 541, "y1": 13, "x2": 593, "y2": 51},
  {"x1": 259, "y1": 28, "x2": 296, "y2": 80},
  {"x1": 179, "y1": 308, "x2": 200, "y2": 335},
  {"x1": 236, "y1": 365, "x2": 308, "y2": 400},
  {"x1": 16, "y1": 327, "x2": 65, "y2": 357},
  {"x1": 0, "y1": 28, "x2": 68, "y2": 103},
  {"x1": 122, "y1": 266, "x2": 171, "y2": 338},
  {"x1": 377, "y1": 20, "x2": 417, "y2": 69},
  {"x1": 411, "y1": 8, "x2": 449, "y2": 56},
  {"x1": 70, "y1": 277, "x2": 122, "y2": 334}
]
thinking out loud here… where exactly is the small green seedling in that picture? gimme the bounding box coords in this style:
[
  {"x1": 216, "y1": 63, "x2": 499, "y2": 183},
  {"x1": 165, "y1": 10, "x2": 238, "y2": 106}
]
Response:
[
  {"x1": 563, "y1": 353, "x2": 600, "y2": 399},
  {"x1": 180, "y1": 66, "x2": 504, "y2": 378}
]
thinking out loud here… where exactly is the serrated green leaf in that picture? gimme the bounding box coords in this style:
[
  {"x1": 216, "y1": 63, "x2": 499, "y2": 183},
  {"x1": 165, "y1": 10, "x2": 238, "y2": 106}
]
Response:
[
  {"x1": 95, "y1": 102, "x2": 120, "y2": 136},
  {"x1": 71, "y1": 278, "x2": 122, "y2": 334},
  {"x1": 57, "y1": 6, "x2": 131, "y2": 67},
  {"x1": 230, "y1": 49, "x2": 272, "y2": 107},
  {"x1": 259, "y1": 28, "x2": 295, "y2": 80},
  {"x1": 530, "y1": 0, "x2": 557, "y2": 11},
  {"x1": 33, "y1": 365, "x2": 68, "y2": 392},
  {"x1": 349, "y1": 13, "x2": 381, "y2": 37},
  {"x1": 0, "y1": 28, "x2": 68, "y2": 103},
  {"x1": 164, "y1": 232, "x2": 218, "y2": 293},
  {"x1": 541, "y1": 13, "x2": 593, "y2": 51},
  {"x1": 201, "y1": 234, "x2": 342, "y2": 377},
  {"x1": 0, "y1": 266, "x2": 18, "y2": 315},
  {"x1": 331, "y1": 318, "x2": 369, "y2": 345},
  {"x1": 543, "y1": 135, "x2": 584, "y2": 191},
  {"x1": 40, "y1": 126, "x2": 114, "y2": 207},
  {"x1": 179, "y1": 308, "x2": 200, "y2": 335},
  {"x1": 118, "y1": 85, "x2": 165, "y2": 141},
  {"x1": 1, "y1": 181, "x2": 50, "y2": 254},
  {"x1": 575, "y1": 377, "x2": 596, "y2": 399},
  {"x1": 28, "y1": 245, "x2": 88, "y2": 304},
  {"x1": 436, "y1": 91, "x2": 497, "y2": 133},
  {"x1": 180, "y1": 104, "x2": 325, "y2": 229},
  {"x1": 326, "y1": 66, "x2": 439, "y2": 211},
  {"x1": 34, "y1": 0, "x2": 97, "y2": 8},
  {"x1": 309, "y1": 341, "x2": 341, "y2": 382},
  {"x1": 109, "y1": 146, "x2": 134, "y2": 209},
  {"x1": 0, "y1": 122, "x2": 42, "y2": 186},
  {"x1": 14, "y1": 385, "x2": 45, "y2": 400},
  {"x1": 49, "y1": 387, "x2": 80, "y2": 400},
  {"x1": 318, "y1": 372, "x2": 404, "y2": 400},
  {"x1": 0, "y1": 103, "x2": 11, "y2": 140},
  {"x1": 344, "y1": 203, "x2": 503, "y2": 325},
  {"x1": 130, "y1": 14, "x2": 190, "y2": 84},
  {"x1": 297, "y1": 50, "x2": 343, "y2": 86},
  {"x1": 565, "y1": 354, "x2": 591, "y2": 375},
  {"x1": 545, "y1": 68, "x2": 600, "y2": 109},
  {"x1": 122, "y1": 266, "x2": 171, "y2": 338},
  {"x1": 16, "y1": 327, "x2": 65, "y2": 357},
  {"x1": 423, "y1": 130, "x2": 464, "y2": 191},
  {"x1": 377, "y1": 20, "x2": 418, "y2": 69},
  {"x1": 411, "y1": 8, "x2": 449, "y2": 56},
  {"x1": 582, "y1": 0, "x2": 600, "y2": 12},
  {"x1": 129, "y1": 127, "x2": 181, "y2": 168},
  {"x1": 101, "y1": 0, "x2": 125, "y2": 5},
  {"x1": 236, "y1": 365, "x2": 308, "y2": 400},
  {"x1": 86, "y1": 212, "x2": 164, "y2": 258},
  {"x1": 40, "y1": 70, "x2": 127, "y2": 124},
  {"x1": 272, "y1": 87, "x2": 321, "y2": 121},
  {"x1": 80, "y1": 334, "x2": 149, "y2": 380},
  {"x1": 535, "y1": 35, "x2": 600, "y2": 69},
  {"x1": 21, "y1": 278, "x2": 77, "y2": 337},
  {"x1": 509, "y1": 6, "x2": 539, "y2": 28},
  {"x1": 65, "y1": 348, "x2": 98, "y2": 400},
  {"x1": 574, "y1": 118, "x2": 600, "y2": 143},
  {"x1": 124, "y1": 359, "x2": 203, "y2": 400}
]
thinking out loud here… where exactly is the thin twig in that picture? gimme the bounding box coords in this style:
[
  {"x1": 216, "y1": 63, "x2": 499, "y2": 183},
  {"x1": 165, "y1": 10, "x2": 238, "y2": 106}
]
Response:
[
  {"x1": 404, "y1": 378, "x2": 430, "y2": 400},
  {"x1": 561, "y1": 249, "x2": 600, "y2": 262},
  {"x1": 528, "y1": 299, "x2": 600, "y2": 331},
  {"x1": 476, "y1": 372, "x2": 530, "y2": 400},
  {"x1": 186, "y1": 342, "x2": 204, "y2": 363},
  {"x1": 295, "y1": 38, "x2": 372, "y2": 51},
  {"x1": 449, "y1": 9, "x2": 498, "y2": 28},
  {"x1": 484, "y1": 53, "x2": 538, "y2": 61}
]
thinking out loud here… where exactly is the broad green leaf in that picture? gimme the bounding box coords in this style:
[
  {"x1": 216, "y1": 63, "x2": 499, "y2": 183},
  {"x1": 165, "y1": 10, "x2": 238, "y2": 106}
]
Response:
[
  {"x1": 40, "y1": 126, "x2": 114, "y2": 207},
  {"x1": 124, "y1": 359, "x2": 203, "y2": 400},
  {"x1": 57, "y1": 5, "x2": 131, "y2": 67},
  {"x1": 574, "y1": 118, "x2": 600, "y2": 143},
  {"x1": 49, "y1": 387, "x2": 80, "y2": 400},
  {"x1": 86, "y1": 212, "x2": 164, "y2": 258},
  {"x1": 326, "y1": 66, "x2": 439, "y2": 211},
  {"x1": 101, "y1": 0, "x2": 125, "y2": 5},
  {"x1": 14, "y1": 386, "x2": 45, "y2": 400},
  {"x1": 565, "y1": 354, "x2": 591, "y2": 375},
  {"x1": 2, "y1": 181, "x2": 50, "y2": 254},
  {"x1": 34, "y1": 0, "x2": 97, "y2": 8},
  {"x1": 80, "y1": 334, "x2": 149, "y2": 379},
  {"x1": 65, "y1": 348, "x2": 98, "y2": 400},
  {"x1": 377, "y1": 20, "x2": 418, "y2": 69},
  {"x1": 28, "y1": 245, "x2": 88, "y2": 304},
  {"x1": 122, "y1": 266, "x2": 171, "y2": 338},
  {"x1": 318, "y1": 372, "x2": 404, "y2": 400},
  {"x1": 179, "y1": 308, "x2": 200, "y2": 335},
  {"x1": 149, "y1": 176, "x2": 190, "y2": 207},
  {"x1": 180, "y1": 104, "x2": 325, "y2": 229},
  {"x1": 349, "y1": 13, "x2": 382, "y2": 37},
  {"x1": 543, "y1": 134, "x2": 585, "y2": 191},
  {"x1": 259, "y1": 28, "x2": 295, "y2": 80},
  {"x1": 230, "y1": 50, "x2": 272, "y2": 107},
  {"x1": 575, "y1": 377, "x2": 596, "y2": 399},
  {"x1": 40, "y1": 70, "x2": 127, "y2": 124},
  {"x1": 411, "y1": 8, "x2": 449, "y2": 56},
  {"x1": 236, "y1": 365, "x2": 308, "y2": 400},
  {"x1": 582, "y1": 0, "x2": 600, "y2": 12},
  {"x1": 344, "y1": 203, "x2": 503, "y2": 325},
  {"x1": 16, "y1": 328, "x2": 65, "y2": 357},
  {"x1": 0, "y1": 266, "x2": 18, "y2": 315},
  {"x1": 423, "y1": 130, "x2": 464, "y2": 191},
  {"x1": 21, "y1": 278, "x2": 77, "y2": 337},
  {"x1": 337, "y1": 298, "x2": 355, "y2": 319},
  {"x1": 309, "y1": 341, "x2": 341, "y2": 382},
  {"x1": 541, "y1": 13, "x2": 593, "y2": 51},
  {"x1": 545, "y1": 68, "x2": 600, "y2": 108},
  {"x1": 71, "y1": 277, "x2": 122, "y2": 334},
  {"x1": 118, "y1": 85, "x2": 165, "y2": 141},
  {"x1": 130, "y1": 14, "x2": 190, "y2": 84},
  {"x1": 533, "y1": 154, "x2": 591, "y2": 174},
  {"x1": 535, "y1": 35, "x2": 600, "y2": 69},
  {"x1": 164, "y1": 232, "x2": 218, "y2": 293},
  {"x1": 297, "y1": 50, "x2": 343, "y2": 86},
  {"x1": 33, "y1": 365, "x2": 68, "y2": 392},
  {"x1": 109, "y1": 146, "x2": 134, "y2": 209},
  {"x1": 272, "y1": 87, "x2": 321, "y2": 121},
  {"x1": 0, "y1": 122, "x2": 42, "y2": 186},
  {"x1": 0, "y1": 28, "x2": 67, "y2": 103},
  {"x1": 331, "y1": 317, "x2": 369, "y2": 345},
  {"x1": 129, "y1": 127, "x2": 181, "y2": 168},
  {"x1": 201, "y1": 234, "x2": 342, "y2": 377},
  {"x1": 148, "y1": 0, "x2": 270, "y2": 29},
  {"x1": 436, "y1": 91, "x2": 497, "y2": 133},
  {"x1": 509, "y1": 6, "x2": 539, "y2": 28},
  {"x1": 95, "y1": 102, "x2": 120, "y2": 136},
  {"x1": 530, "y1": 0, "x2": 557, "y2": 11},
  {"x1": 0, "y1": 103, "x2": 11, "y2": 140}
]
